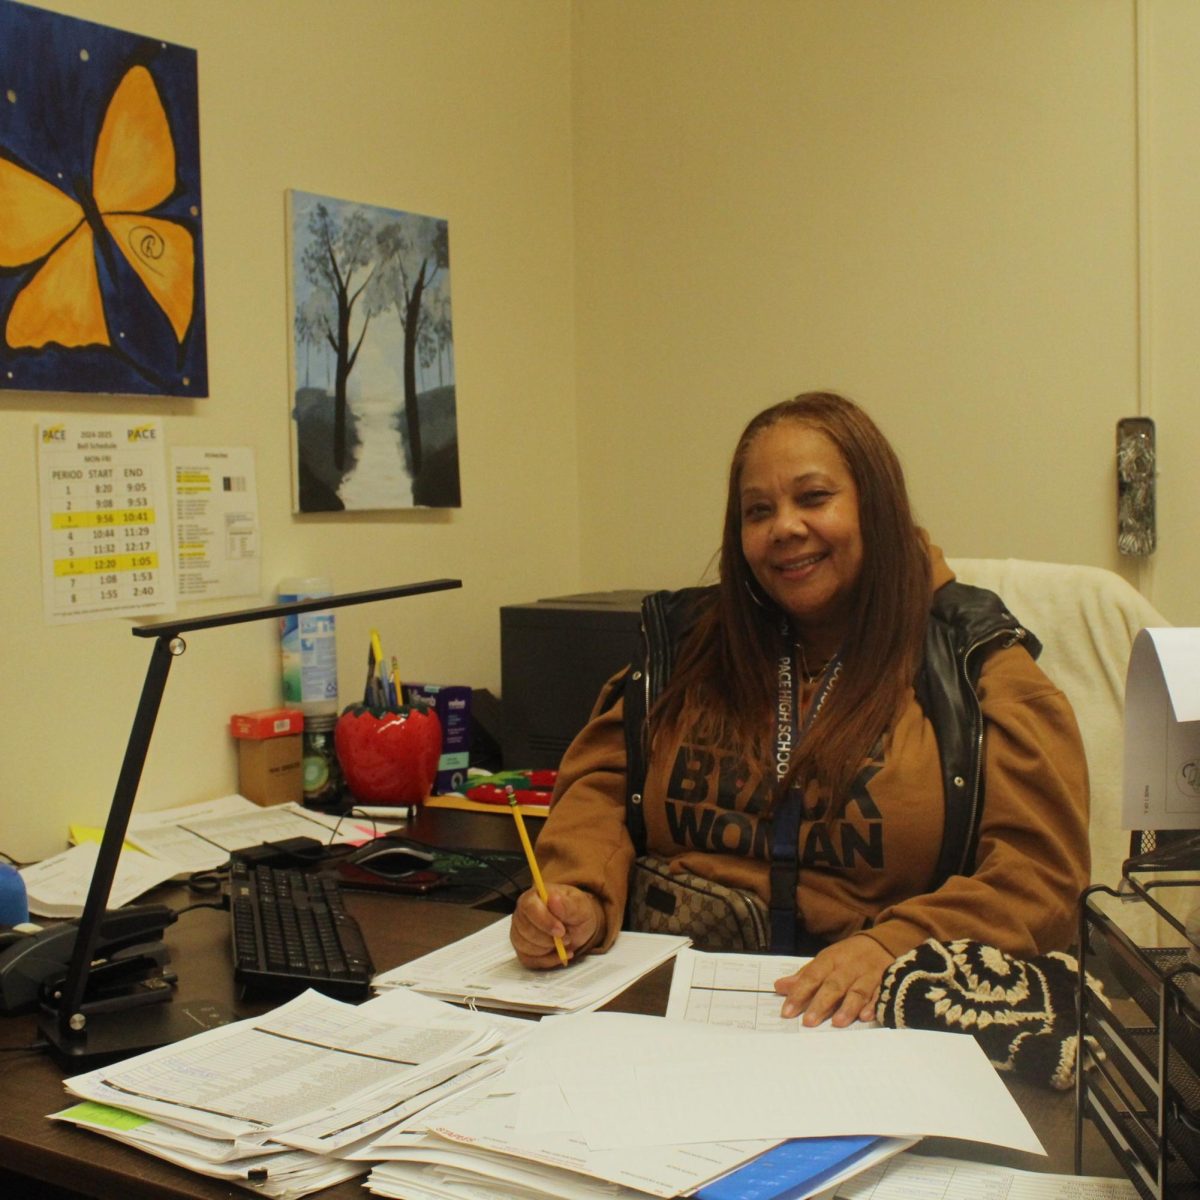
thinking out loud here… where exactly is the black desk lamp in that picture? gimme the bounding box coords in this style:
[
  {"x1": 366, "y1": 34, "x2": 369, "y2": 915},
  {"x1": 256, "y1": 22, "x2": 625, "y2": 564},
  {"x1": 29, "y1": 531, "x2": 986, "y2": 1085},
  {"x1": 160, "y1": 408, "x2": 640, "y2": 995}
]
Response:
[{"x1": 36, "y1": 579, "x2": 461, "y2": 1067}]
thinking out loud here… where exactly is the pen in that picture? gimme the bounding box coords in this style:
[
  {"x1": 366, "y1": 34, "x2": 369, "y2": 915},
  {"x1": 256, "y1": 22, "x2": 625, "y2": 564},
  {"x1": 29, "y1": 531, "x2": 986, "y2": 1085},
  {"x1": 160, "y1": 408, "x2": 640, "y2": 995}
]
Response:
[
  {"x1": 369, "y1": 629, "x2": 388, "y2": 707},
  {"x1": 362, "y1": 639, "x2": 378, "y2": 705},
  {"x1": 508, "y1": 793, "x2": 568, "y2": 967}
]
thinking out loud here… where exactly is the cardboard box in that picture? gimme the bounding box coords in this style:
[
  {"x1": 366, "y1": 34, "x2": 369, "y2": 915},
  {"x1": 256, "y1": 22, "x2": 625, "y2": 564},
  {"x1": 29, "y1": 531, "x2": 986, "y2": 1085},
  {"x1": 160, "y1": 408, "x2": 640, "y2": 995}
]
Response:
[
  {"x1": 404, "y1": 683, "x2": 471, "y2": 793},
  {"x1": 238, "y1": 734, "x2": 303, "y2": 806},
  {"x1": 230, "y1": 707, "x2": 305, "y2": 740}
]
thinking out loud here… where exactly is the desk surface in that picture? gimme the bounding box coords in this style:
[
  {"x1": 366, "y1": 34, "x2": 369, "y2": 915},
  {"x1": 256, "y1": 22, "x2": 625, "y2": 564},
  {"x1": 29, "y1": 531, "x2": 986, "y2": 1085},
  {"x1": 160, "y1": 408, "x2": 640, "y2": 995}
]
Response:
[{"x1": 0, "y1": 809, "x2": 1121, "y2": 1199}]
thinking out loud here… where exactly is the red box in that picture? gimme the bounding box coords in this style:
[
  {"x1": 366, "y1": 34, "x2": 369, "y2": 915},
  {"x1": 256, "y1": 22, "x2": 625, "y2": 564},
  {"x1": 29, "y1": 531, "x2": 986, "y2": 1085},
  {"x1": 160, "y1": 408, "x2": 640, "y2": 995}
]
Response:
[{"x1": 230, "y1": 707, "x2": 305, "y2": 740}]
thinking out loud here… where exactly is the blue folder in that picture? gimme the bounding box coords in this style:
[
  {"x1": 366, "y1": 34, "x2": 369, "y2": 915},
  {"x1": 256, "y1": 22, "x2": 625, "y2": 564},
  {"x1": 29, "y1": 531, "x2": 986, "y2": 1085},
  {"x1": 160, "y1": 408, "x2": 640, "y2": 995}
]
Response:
[{"x1": 692, "y1": 1135, "x2": 880, "y2": 1200}]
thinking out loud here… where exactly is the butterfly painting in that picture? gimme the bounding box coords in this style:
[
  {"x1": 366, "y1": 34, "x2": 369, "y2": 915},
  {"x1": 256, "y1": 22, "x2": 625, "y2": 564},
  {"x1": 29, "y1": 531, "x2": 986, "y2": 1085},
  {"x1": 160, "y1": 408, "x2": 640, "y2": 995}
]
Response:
[{"x1": 0, "y1": 1, "x2": 206, "y2": 396}]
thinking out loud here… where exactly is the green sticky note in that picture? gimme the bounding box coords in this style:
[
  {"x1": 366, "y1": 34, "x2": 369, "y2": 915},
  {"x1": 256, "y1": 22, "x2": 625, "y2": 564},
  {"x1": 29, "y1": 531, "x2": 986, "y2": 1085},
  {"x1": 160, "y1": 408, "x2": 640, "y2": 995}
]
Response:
[{"x1": 60, "y1": 1101, "x2": 151, "y2": 1131}]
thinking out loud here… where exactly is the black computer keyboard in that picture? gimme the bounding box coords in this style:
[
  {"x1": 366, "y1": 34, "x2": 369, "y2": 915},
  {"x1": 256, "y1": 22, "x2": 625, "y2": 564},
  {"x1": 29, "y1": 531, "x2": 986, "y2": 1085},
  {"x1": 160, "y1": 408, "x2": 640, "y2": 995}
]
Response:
[{"x1": 230, "y1": 861, "x2": 374, "y2": 1001}]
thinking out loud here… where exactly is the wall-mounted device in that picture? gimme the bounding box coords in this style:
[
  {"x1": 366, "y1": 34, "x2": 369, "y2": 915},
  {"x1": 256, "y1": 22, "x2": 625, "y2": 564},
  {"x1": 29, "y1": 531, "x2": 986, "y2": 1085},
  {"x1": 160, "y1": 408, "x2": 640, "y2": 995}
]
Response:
[{"x1": 1117, "y1": 416, "x2": 1156, "y2": 557}]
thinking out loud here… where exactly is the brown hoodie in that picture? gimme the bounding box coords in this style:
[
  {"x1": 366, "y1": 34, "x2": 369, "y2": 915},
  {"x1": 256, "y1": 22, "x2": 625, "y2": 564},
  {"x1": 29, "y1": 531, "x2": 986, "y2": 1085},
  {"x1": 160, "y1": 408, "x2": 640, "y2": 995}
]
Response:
[{"x1": 535, "y1": 545, "x2": 1090, "y2": 962}]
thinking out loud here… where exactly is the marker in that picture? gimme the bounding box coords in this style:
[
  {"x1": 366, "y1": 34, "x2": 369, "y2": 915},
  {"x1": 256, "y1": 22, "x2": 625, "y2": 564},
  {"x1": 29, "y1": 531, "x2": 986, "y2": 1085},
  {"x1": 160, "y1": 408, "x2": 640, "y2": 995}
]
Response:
[{"x1": 508, "y1": 793, "x2": 568, "y2": 967}]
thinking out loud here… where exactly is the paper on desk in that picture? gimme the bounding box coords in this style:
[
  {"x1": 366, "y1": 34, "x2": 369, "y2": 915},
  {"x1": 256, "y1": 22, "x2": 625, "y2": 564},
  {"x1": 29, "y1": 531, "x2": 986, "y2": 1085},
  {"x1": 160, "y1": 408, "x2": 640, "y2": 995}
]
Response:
[
  {"x1": 1122, "y1": 627, "x2": 1200, "y2": 830},
  {"x1": 20, "y1": 840, "x2": 178, "y2": 918},
  {"x1": 469, "y1": 1011, "x2": 1042, "y2": 1155},
  {"x1": 430, "y1": 1088, "x2": 786, "y2": 1199},
  {"x1": 834, "y1": 1151, "x2": 1139, "y2": 1199},
  {"x1": 373, "y1": 917, "x2": 688, "y2": 1014},
  {"x1": 64, "y1": 989, "x2": 512, "y2": 1148},
  {"x1": 124, "y1": 794, "x2": 404, "y2": 872},
  {"x1": 52, "y1": 1103, "x2": 364, "y2": 1198},
  {"x1": 666, "y1": 948, "x2": 881, "y2": 1031}
]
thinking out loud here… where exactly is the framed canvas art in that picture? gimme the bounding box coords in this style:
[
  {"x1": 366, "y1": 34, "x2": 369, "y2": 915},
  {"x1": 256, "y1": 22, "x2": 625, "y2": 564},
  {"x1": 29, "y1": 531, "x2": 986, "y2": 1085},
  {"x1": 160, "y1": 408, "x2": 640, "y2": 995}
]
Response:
[
  {"x1": 287, "y1": 189, "x2": 459, "y2": 512},
  {"x1": 0, "y1": 0, "x2": 206, "y2": 397}
]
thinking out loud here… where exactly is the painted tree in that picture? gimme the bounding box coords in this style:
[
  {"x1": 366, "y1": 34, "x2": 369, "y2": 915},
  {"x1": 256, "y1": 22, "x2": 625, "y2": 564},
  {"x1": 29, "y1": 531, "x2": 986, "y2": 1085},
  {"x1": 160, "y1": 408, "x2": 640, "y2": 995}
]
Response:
[
  {"x1": 293, "y1": 291, "x2": 326, "y2": 390},
  {"x1": 300, "y1": 203, "x2": 377, "y2": 469},
  {"x1": 368, "y1": 215, "x2": 449, "y2": 477}
]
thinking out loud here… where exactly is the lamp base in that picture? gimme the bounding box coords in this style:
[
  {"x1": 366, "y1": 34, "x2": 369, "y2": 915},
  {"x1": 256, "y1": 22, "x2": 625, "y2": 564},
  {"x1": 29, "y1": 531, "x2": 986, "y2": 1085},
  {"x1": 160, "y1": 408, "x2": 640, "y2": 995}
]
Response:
[{"x1": 38, "y1": 998, "x2": 235, "y2": 1070}]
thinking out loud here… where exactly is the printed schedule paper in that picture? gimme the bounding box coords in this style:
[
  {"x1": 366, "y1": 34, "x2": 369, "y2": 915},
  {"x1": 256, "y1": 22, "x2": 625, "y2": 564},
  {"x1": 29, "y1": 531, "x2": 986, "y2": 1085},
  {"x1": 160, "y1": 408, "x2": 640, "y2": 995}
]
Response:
[
  {"x1": 37, "y1": 417, "x2": 176, "y2": 623},
  {"x1": 170, "y1": 445, "x2": 260, "y2": 601}
]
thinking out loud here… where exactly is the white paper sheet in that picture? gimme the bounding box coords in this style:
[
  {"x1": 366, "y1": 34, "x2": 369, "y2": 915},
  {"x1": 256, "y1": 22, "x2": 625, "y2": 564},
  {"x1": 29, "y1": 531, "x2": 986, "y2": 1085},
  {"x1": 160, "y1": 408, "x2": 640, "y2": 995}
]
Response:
[
  {"x1": 835, "y1": 1151, "x2": 1138, "y2": 1198},
  {"x1": 1122, "y1": 627, "x2": 1200, "y2": 829},
  {"x1": 20, "y1": 840, "x2": 178, "y2": 918},
  {"x1": 171, "y1": 445, "x2": 261, "y2": 601},
  {"x1": 467, "y1": 1011, "x2": 1042, "y2": 1156},
  {"x1": 37, "y1": 416, "x2": 176, "y2": 624},
  {"x1": 374, "y1": 919, "x2": 688, "y2": 1014},
  {"x1": 125, "y1": 794, "x2": 400, "y2": 872},
  {"x1": 665, "y1": 948, "x2": 881, "y2": 1031}
]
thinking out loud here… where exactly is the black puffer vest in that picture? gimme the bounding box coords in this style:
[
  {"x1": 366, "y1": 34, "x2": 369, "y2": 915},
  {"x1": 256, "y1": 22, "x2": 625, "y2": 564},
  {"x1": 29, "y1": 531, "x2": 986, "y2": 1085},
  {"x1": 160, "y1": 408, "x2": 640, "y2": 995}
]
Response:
[{"x1": 617, "y1": 581, "x2": 1039, "y2": 932}]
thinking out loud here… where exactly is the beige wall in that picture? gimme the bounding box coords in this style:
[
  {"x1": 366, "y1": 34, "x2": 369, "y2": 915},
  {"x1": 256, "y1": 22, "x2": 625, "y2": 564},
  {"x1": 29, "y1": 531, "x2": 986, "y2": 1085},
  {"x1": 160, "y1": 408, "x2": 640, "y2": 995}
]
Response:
[
  {"x1": 1144, "y1": 0, "x2": 1200, "y2": 625},
  {"x1": 4, "y1": 1, "x2": 1198, "y2": 864},
  {"x1": 0, "y1": 0, "x2": 579, "y2": 861},
  {"x1": 572, "y1": 0, "x2": 1146, "y2": 596}
]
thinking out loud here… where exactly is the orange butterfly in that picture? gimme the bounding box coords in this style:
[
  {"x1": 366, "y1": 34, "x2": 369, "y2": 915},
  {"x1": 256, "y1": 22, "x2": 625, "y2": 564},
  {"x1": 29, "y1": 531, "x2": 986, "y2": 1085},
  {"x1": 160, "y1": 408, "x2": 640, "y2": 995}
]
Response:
[{"x1": 0, "y1": 63, "x2": 194, "y2": 350}]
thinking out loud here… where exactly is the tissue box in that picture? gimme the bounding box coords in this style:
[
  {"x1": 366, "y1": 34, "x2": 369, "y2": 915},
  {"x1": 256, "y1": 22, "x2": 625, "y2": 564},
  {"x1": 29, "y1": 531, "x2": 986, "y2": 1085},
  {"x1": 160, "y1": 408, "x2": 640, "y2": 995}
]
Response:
[
  {"x1": 230, "y1": 707, "x2": 304, "y2": 805},
  {"x1": 403, "y1": 683, "x2": 471, "y2": 793},
  {"x1": 230, "y1": 707, "x2": 305, "y2": 740}
]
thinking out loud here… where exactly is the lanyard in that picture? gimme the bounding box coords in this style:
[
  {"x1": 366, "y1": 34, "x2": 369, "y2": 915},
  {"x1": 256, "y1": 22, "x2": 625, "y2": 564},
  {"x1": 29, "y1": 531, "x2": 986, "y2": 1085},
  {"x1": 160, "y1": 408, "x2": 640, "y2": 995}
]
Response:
[{"x1": 768, "y1": 633, "x2": 840, "y2": 953}]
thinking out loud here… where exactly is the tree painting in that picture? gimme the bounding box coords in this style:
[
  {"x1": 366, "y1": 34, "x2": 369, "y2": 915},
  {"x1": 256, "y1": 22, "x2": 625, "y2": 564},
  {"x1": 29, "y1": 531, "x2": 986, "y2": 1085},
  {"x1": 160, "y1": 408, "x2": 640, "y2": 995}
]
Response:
[{"x1": 286, "y1": 189, "x2": 459, "y2": 511}]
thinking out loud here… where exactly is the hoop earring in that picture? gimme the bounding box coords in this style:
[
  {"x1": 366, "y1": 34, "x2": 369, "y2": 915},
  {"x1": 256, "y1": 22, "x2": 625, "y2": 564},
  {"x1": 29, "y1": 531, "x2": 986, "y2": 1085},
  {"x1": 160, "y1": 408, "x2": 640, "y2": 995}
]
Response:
[{"x1": 744, "y1": 576, "x2": 770, "y2": 609}]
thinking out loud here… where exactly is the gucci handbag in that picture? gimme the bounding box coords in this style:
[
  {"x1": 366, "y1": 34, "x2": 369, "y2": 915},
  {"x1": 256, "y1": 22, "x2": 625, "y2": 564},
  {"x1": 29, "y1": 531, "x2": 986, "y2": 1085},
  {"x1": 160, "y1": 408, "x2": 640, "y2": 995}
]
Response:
[{"x1": 627, "y1": 854, "x2": 769, "y2": 953}]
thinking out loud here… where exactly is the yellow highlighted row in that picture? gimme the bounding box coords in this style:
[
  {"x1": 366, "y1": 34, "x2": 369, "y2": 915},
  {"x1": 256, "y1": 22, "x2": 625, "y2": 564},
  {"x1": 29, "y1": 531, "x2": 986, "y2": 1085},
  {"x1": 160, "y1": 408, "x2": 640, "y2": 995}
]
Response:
[
  {"x1": 54, "y1": 553, "x2": 159, "y2": 576},
  {"x1": 51, "y1": 508, "x2": 155, "y2": 529}
]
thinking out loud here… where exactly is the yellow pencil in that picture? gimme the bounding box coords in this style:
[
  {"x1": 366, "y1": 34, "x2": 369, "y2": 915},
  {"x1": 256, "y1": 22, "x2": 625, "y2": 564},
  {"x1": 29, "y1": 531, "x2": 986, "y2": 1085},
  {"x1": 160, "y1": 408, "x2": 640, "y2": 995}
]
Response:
[{"x1": 509, "y1": 794, "x2": 569, "y2": 967}]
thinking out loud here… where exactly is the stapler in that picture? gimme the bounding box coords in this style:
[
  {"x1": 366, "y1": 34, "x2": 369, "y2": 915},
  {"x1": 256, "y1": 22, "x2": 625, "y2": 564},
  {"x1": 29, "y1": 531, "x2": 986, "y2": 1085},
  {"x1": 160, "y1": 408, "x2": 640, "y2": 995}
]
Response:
[{"x1": 0, "y1": 902, "x2": 178, "y2": 1016}]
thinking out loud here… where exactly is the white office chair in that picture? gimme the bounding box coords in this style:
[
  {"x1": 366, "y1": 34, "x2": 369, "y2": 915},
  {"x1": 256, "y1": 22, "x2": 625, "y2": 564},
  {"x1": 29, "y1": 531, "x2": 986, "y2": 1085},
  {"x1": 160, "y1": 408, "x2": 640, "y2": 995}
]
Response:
[{"x1": 947, "y1": 557, "x2": 1170, "y2": 946}]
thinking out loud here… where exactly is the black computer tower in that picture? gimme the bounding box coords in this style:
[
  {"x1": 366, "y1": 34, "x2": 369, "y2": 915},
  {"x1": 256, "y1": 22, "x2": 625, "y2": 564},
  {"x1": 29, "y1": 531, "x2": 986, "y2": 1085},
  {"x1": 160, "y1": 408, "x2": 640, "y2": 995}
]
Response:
[{"x1": 500, "y1": 590, "x2": 646, "y2": 769}]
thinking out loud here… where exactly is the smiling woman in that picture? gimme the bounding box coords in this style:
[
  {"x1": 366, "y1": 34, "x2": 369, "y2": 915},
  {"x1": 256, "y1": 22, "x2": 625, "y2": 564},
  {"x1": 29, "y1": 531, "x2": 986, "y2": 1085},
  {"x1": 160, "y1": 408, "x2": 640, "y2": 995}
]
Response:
[
  {"x1": 738, "y1": 420, "x2": 865, "y2": 660},
  {"x1": 510, "y1": 391, "x2": 1091, "y2": 1035}
]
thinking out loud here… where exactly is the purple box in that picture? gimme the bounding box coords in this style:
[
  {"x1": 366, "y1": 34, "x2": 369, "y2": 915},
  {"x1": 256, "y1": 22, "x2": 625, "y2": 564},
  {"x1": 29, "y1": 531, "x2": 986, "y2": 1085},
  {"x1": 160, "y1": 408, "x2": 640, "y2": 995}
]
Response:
[{"x1": 403, "y1": 683, "x2": 471, "y2": 793}]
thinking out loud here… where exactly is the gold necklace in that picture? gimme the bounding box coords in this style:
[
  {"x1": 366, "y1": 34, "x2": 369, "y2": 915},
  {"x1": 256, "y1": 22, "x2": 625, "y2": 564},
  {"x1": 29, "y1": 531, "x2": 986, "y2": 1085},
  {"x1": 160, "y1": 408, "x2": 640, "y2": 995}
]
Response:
[{"x1": 797, "y1": 642, "x2": 835, "y2": 684}]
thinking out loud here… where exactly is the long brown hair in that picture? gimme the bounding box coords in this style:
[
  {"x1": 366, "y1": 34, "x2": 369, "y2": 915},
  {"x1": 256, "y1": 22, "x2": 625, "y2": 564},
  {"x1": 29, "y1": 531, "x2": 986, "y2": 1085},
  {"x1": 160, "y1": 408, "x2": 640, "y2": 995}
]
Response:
[{"x1": 650, "y1": 392, "x2": 930, "y2": 808}]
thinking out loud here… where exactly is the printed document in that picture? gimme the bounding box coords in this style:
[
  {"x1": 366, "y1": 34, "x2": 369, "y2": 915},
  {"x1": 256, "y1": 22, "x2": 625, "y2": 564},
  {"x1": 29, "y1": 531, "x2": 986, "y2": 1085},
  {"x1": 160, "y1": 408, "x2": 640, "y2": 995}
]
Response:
[
  {"x1": 373, "y1": 918, "x2": 688, "y2": 1014},
  {"x1": 20, "y1": 840, "x2": 177, "y2": 918},
  {"x1": 170, "y1": 445, "x2": 260, "y2": 601},
  {"x1": 666, "y1": 948, "x2": 880, "y2": 1030},
  {"x1": 126, "y1": 795, "x2": 402, "y2": 872}
]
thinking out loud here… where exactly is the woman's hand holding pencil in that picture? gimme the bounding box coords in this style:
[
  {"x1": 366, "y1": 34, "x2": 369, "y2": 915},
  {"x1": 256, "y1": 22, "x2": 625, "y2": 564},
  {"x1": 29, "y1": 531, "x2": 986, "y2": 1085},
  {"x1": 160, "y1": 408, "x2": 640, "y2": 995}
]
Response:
[{"x1": 509, "y1": 801, "x2": 604, "y2": 970}]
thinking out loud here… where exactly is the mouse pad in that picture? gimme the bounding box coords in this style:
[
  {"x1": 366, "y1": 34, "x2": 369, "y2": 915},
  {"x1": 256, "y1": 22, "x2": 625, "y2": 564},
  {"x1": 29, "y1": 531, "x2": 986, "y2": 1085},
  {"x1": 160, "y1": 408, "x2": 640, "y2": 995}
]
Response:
[{"x1": 336, "y1": 846, "x2": 529, "y2": 909}]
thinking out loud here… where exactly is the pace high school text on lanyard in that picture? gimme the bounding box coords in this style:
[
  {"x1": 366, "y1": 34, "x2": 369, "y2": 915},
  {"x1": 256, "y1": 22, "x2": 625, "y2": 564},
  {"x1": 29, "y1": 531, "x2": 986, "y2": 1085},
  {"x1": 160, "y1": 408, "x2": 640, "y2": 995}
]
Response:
[{"x1": 769, "y1": 620, "x2": 841, "y2": 955}]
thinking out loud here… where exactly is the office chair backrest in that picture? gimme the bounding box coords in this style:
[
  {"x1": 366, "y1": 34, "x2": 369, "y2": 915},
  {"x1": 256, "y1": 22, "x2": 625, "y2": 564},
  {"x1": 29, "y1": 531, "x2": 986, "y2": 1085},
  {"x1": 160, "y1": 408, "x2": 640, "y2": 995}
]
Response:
[{"x1": 947, "y1": 557, "x2": 1170, "y2": 946}]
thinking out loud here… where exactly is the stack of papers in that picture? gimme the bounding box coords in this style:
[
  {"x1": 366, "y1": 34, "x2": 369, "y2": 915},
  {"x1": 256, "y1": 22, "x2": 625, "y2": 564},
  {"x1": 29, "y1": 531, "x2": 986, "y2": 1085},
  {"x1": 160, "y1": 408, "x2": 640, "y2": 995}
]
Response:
[
  {"x1": 372, "y1": 918, "x2": 689, "y2": 1014},
  {"x1": 50, "y1": 987, "x2": 528, "y2": 1199},
  {"x1": 43, "y1": 930, "x2": 1139, "y2": 1200},
  {"x1": 357, "y1": 1009, "x2": 1043, "y2": 1199}
]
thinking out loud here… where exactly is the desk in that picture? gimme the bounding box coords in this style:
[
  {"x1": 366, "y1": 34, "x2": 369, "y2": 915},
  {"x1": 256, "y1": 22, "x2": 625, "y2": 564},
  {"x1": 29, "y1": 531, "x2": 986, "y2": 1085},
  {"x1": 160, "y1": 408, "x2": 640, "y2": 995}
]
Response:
[{"x1": 0, "y1": 810, "x2": 1122, "y2": 1199}]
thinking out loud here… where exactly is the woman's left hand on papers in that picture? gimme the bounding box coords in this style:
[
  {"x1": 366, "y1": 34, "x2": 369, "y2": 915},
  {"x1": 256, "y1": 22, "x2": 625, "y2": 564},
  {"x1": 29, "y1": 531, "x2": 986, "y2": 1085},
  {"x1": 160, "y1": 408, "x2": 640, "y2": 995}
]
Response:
[{"x1": 773, "y1": 934, "x2": 894, "y2": 1027}]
